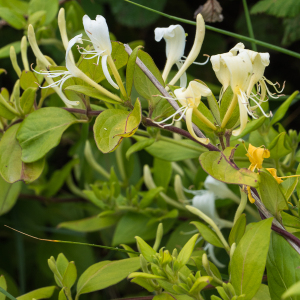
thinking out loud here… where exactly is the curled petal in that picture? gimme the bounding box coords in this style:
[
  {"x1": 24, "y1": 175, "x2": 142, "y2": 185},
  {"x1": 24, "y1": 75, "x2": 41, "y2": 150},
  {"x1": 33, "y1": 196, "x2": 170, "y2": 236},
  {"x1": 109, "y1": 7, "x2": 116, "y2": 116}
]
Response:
[
  {"x1": 101, "y1": 55, "x2": 119, "y2": 89},
  {"x1": 186, "y1": 107, "x2": 210, "y2": 144},
  {"x1": 232, "y1": 93, "x2": 249, "y2": 136},
  {"x1": 176, "y1": 62, "x2": 187, "y2": 88}
]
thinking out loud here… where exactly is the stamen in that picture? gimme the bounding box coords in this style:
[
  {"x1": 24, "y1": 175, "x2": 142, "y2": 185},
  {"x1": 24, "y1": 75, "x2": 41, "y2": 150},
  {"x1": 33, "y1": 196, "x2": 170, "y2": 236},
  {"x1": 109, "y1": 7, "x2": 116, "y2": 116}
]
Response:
[{"x1": 181, "y1": 54, "x2": 210, "y2": 66}]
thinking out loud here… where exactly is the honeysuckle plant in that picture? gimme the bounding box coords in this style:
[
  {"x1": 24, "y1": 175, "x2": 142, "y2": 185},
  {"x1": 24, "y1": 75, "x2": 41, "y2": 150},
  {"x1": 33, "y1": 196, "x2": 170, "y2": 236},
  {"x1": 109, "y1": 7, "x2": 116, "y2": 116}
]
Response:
[{"x1": 1, "y1": 1, "x2": 300, "y2": 300}]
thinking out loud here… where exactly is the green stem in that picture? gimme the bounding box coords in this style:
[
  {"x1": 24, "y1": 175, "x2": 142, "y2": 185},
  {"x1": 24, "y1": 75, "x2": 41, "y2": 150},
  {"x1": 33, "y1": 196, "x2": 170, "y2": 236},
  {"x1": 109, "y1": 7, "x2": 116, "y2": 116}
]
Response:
[
  {"x1": 84, "y1": 141, "x2": 110, "y2": 180},
  {"x1": 116, "y1": 144, "x2": 127, "y2": 182},
  {"x1": 66, "y1": 175, "x2": 89, "y2": 200},
  {"x1": 0, "y1": 287, "x2": 18, "y2": 300},
  {"x1": 4, "y1": 225, "x2": 139, "y2": 255},
  {"x1": 242, "y1": 0, "x2": 257, "y2": 51},
  {"x1": 221, "y1": 94, "x2": 238, "y2": 129},
  {"x1": 233, "y1": 188, "x2": 248, "y2": 224},
  {"x1": 125, "y1": 0, "x2": 300, "y2": 59}
]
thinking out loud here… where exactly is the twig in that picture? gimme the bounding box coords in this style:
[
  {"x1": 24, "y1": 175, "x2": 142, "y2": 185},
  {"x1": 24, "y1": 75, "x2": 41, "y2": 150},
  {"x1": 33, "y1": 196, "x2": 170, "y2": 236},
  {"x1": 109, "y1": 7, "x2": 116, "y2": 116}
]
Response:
[{"x1": 61, "y1": 107, "x2": 103, "y2": 116}]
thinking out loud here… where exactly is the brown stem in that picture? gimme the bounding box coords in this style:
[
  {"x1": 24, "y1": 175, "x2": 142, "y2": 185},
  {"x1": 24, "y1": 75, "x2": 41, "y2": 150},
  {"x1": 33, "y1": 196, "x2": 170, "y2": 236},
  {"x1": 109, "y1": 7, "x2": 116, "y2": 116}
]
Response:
[
  {"x1": 225, "y1": 129, "x2": 231, "y2": 147},
  {"x1": 143, "y1": 118, "x2": 219, "y2": 151},
  {"x1": 61, "y1": 107, "x2": 103, "y2": 116},
  {"x1": 218, "y1": 136, "x2": 226, "y2": 150}
]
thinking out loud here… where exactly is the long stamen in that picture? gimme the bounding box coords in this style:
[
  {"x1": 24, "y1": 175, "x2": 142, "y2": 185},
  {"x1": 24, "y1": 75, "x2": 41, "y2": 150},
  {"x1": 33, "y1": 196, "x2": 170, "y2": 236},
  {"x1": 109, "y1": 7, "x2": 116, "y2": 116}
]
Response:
[
  {"x1": 153, "y1": 106, "x2": 186, "y2": 125},
  {"x1": 182, "y1": 54, "x2": 210, "y2": 65},
  {"x1": 263, "y1": 76, "x2": 285, "y2": 93},
  {"x1": 249, "y1": 96, "x2": 271, "y2": 118}
]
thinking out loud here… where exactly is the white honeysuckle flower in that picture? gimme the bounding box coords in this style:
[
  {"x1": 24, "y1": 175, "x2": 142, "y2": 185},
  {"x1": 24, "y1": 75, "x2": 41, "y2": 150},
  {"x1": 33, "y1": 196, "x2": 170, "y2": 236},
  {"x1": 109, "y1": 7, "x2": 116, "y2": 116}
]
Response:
[
  {"x1": 155, "y1": 25, "x2": 186, "y2": 86},
  {"x1": 32, "y1": 34, "x2": 84, "y2": 106},
  {"x1": 204, "y1": 243, "x2": 225, "y2": 268},
  {"x1": 81, "y1": 15, "x2": 118, "y2": 89},
  {"x1": 211, "y1": 44, "x2": 269, "y2": 136},
  {"x1": 154, "y1": 81, "x2": 212, "y2": 144}
]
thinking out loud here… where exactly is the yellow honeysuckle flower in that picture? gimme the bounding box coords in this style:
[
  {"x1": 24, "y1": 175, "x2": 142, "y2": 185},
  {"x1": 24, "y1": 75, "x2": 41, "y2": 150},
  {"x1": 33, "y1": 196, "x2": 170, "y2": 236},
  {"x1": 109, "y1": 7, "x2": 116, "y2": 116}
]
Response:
[
  {"x1": 246, "y1": 143, "x2": 270, "y2": 172},
  {"x1": 266, "y1": 168, "x2": 283, "y2": 184}
]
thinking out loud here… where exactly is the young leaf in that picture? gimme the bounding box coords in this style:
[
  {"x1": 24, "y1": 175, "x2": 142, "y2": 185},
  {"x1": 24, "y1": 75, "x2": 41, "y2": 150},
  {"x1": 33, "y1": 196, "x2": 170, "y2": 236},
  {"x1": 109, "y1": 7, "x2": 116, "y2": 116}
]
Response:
[
  {"x1": 268, "y1": 132, "x2": 292, "y2": 159},
  {"x1": 17, "y1": 107, "x2": 78, "y2": 163},
  {"x1": 228, "y1": 214, "x2": 246, "y2": 246},
  {"x1": 231, "y1": 218, "x2": 273, "y2": 300},
  {"x1": 139, "y1": 186, "x2": 164, "y2": 209},
  {"x1": 76, "y1": 257, "x2": 140, "y2": 296},
  {"x1": 126, "y1": 138, "x2": 155, "y2": 160},
  {"x1": 258, "y1": 170, "x2": 288, "y2": 221},
  {"x1": 267, "y1": 232, "x2": 300, "y2": 300},
  {"x1": 0, "y1": 8, "x2": 26, "y2": 29},
  {"x1": 17, "y1": 286, "x2": 56, "y2": 300},
  {"x1": 126, "y1": 45, "x2": 143, "y2": 97},
  {"x1": 251, "y1": 284, "x2": 271, "y2": 300},
  {"x1": 20, "y1": 87, "x2": 37, "y2": 115},
  {"x1": 199, "y1": 148, "x2": 259, "y2": 187},
  {"x1": 135, "y1": 237, "x2": 156, "y2": 262},
  {"x1": 231, "y1": 117, "x2": 266, "y2": 140},
  {"x1": 20, "y1": 71, "x2": 39, "y2": 90},
  {"x1": 94, "y1": 99, "x2": 141, "y2": 153},
  {"x1": 0, "y1": 124, "x2": 44, "y2": 183},
  {"x1": 282, "y1": 281, "x2": 300, "y2": 299},
  {"x1": 191, "y1": 221, "x2": 223, "y2": 248},
  {"x1": 62, "y1": 262, "x2": 77, "y2": 289},
  {"x1": 270, "y1": 92, "x2": 298, "y2": 125},
  {"x1": 177, "y1": 234, "x2": 199, "y2": 268}
]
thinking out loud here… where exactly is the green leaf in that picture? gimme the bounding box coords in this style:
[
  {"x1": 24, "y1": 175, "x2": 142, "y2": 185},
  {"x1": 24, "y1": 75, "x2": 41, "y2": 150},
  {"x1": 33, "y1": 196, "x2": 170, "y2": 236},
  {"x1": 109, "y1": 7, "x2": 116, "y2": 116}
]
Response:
[
  {"x1": 153, "y1": 293, "x2": 175, "y2": 300},
  {"x1": 133, "y1": 136, "x2": 206, "y2": 162},
  {"x1": 207, "y1": 94, "x2": 221, "y2": 125},
  {"x1": 62, "y1": 262, "x2": 77, "y2": 289},
  {"x1": 76, "y1": 257, "x2": 140, "y2": 296},
  {"x1": 0, "y1": 95, "x2": 18, "y2": 120},
  {"x1": 126, "y1": 138, "x2": 155, "y2": 160},
  {"x1": 77, "y1": 42, "x2": 128, "y2": 83},
  {"x1": 0, "y1": 8, "x2": 26, "y2": 29},
  {"x1": 94, "y1": 99, "x2": 141, "y2": 153},
  {"x1": 58, "y1": 214, "x2": 119, "y2": 232},
  {"x1": 0, "y1": 276, "x2": 7, "y2": 300},
  {"x1": 0, "y1": 0, "x2": 28, "y2": 15},
  {"x1": 135, "y1": 238, "x2": 156, "y2": 262},
  {"x1": 229, "y1": 214, "x2": 246, "y2": 247},
  {"x1": 282, "y1": 281, "x2": 300, "y2": 299},
  {"x1": 251, "y1": 0, "x2": 300, "y2": 18},
  {"x1": 0, "y1": 41, "x2": 20, "y2": 59},
  {"x1": 191, "y1": 221, "x2": 223, "y2": 248},
  {"x1": 189, "y1": 276, "x2": 213, "y2": 294},
  {"x1": 112, "y1": 212, "x2": 174, "y2": 245},
  {"x1": 177, "y1": 234, "x2": 199, "y2": 267},
  {"x1": 133, "y1": 50, "x2": 164, "y2": 109},
  {"x1": 0, "y1": 177, "x2": 21, "y2": 216},
  {"x1": 0, "y1": 124, "x2": 44, "y2": 183},
  {"x1": 153, "y1": 158, "x2": 172, "y2": 190},
  {"x1": 17, "y1": 286, "x2": 56, "y2": 300},
  {"x1": 128, "y1": 272, "x2": 165, "y2": 280},
  {"x1": 258, "y1": 170, "x2": 288, "y2": 221},
  {"x1": 139, "y1": 186, "x2": 164, "y2": 209},
  {"x1": 28, "y1": 0, "x2": 58, "y2": 25},
  {"x1": 126, "y1": 45, "x2": 143, "y2": 97},
  {"x1": 20, "y1": 88, "x2": 37, "y2": 115},
  {"x1": 231, "y1": 117, "x2": 266, "y2": 140},
  {"x1": 131, "y1": 277, "x2": 155, "y2": 292},
  {"x1": 231, "y1": 218, "x2": 273, "y2": 300},
  {"x1": 199, "y1": 148, "x2": 259, "y2": 187},
  {"x1": 267, "y1": 232, "x2": 300, "y2": 300},
  {"x1": 58, "y1": 289, "x2": 67, "y2": 300},
  {"x1": 283, "y1": 15, "x2": 300, "y2": 46},
  {"x1": 270, "y1": 91, "x2": 299, "y2": 125},
  {"x1": 20, "y1": 71, "x2": 39, "y2": 90},
  {"x1": 65, "y1": 85, "x2": 120, "y2": 105},
  {"x1": 281, "y1": 211, "x2": 300, "y2": 230},
  {"x1": 220, "y1": 86, "x2": 240, "y2": 129},
  {"x1": 268, "y1": 132, "x2": 292, "y2": 159},
  {"x1": 252, "y1": 284, "x2": 271, "y2": 300},
  {"x1": 17, "y1": 107, "x2": 78, "y2": 163},
  {"x1": 280, "y1": 177, "x2": 298, "y2": 201}
]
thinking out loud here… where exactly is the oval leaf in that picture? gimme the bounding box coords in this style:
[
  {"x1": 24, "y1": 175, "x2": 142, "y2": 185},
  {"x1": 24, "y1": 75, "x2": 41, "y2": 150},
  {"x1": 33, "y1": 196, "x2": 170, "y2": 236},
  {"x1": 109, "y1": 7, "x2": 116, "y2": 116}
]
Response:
[
  {"x1": 17, "y1": 107, "x2": 78, "y2": 163},
  {"x1": 0, "y1": 124, "x2": 44, "y2": 183}
]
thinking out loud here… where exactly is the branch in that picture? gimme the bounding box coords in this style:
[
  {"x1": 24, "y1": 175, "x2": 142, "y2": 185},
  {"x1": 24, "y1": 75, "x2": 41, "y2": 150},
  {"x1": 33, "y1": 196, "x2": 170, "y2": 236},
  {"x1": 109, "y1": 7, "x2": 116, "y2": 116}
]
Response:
[
  {"x1": 61, "y1": 107, "x2": 103, "y2": 116},
  {"x1": 143, "y1": 118, "x2": 219, "y2": 151}
]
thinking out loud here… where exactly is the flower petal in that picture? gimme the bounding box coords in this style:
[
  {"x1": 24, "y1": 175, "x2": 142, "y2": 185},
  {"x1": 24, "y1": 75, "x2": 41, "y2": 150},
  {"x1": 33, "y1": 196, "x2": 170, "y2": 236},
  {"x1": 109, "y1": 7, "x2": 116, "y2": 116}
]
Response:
[
  {"x1": 176, "y1": 62, "x2": 187, "y2": 88},
  {"x1": 232, "y1": 93, "x2": 249, "y2": 136},
  {"x1": 101, "y1": 54, "x2": 119, "y2": 89}
]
